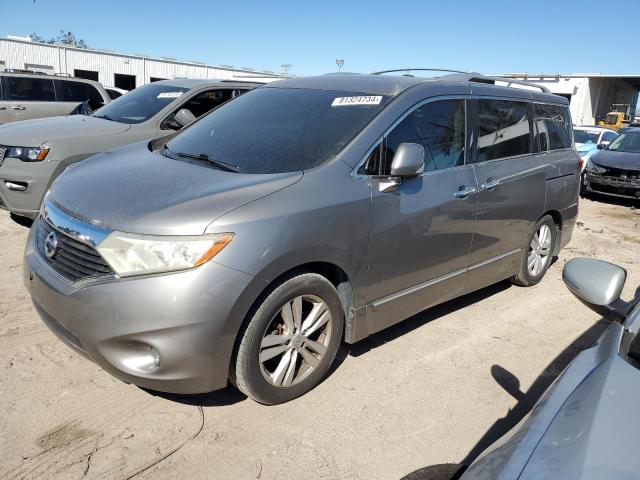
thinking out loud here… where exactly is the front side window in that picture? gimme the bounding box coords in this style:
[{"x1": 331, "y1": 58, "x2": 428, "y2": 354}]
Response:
[
  {"x1": 92, "y1": 83, "x2": 189, "y2": 124},
  {"x1": 165, "y1": 87, "x2": 390, "y2": 174},
  {"x1": 161, "y1": 89, "x2": 240, "y2": 130},
  {"x1": 381, "y1": 99, "x2": 466, "y2": 174},
  {"x1": 476, "y1": 99, "x2": 531, "y2": 162},
  {"x1": 602, "y1": 131, "x2": 618, "y2": 143},
  {"x1": 534, "y1": 103, "x2": 572, "y2": 151},
  {"x1": 6, "y1": 77, "x2": 55, "y2": 101}
]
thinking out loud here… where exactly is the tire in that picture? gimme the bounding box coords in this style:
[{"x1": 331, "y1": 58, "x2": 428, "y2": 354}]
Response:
[
  {"x1": 232, "y1": 273, "x2": 344, "y2": 404},
  {"x1": 510, "y1": 215, "x2": 556, "y2": 287}
]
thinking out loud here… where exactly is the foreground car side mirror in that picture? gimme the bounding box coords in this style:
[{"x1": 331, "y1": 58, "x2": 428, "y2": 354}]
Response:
[
  {"x1": 174, "y1": 108, "x2": 197, "y2": 128},
  {"x1": 563, "y1": 258, "x2": 628, "y2": 321},
  {"x1": 379, "y1": 143, "x2": 427, "y2": 193},
  {"x1": 597, "y1": 143, "x2": 607, "y2": 150}
]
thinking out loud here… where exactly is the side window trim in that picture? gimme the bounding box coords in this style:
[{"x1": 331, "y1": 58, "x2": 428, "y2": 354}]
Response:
[{"x1": 354, "y1": 94, "x2": 469, "y2": 177}]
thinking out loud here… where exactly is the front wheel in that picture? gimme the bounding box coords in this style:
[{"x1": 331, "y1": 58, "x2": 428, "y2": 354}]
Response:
[
  {"x1": 231, "y1": 273, "x2": 344, "y2": 404},
  {"x1": 510, "y1": 215, "x2": 556, "y2": 287}
]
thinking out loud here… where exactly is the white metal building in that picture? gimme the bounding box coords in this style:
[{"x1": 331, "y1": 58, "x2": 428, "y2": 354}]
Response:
[
  {"x1": 501, "y1": 73, "x2": 640, "y2": 126},
  {"x1": 0, "y1": 36, "x2": 284, "y2": 90}
]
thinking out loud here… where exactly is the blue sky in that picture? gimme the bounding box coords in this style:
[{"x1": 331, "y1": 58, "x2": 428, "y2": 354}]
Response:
[{"x1": 3, "y1": 0, "x2": 640, "y2": 76}]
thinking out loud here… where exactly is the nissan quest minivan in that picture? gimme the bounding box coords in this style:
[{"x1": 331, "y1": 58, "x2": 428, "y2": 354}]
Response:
[{"x1": 24, "y1": 73, "x2": 580, "y2": 404}]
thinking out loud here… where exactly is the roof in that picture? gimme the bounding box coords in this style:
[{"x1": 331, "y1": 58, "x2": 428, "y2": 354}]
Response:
[{"x1": 0, "y1": 70, "x2": 103, "y2": 86}]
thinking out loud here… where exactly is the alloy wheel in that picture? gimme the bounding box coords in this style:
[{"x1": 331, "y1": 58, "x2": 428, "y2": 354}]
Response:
[
  {"x1": 528, "y1": 224, "x2": 552, "y2": 276},
  {"x1": 259, "y1": 294, "x2": 333, "y2": 387}
]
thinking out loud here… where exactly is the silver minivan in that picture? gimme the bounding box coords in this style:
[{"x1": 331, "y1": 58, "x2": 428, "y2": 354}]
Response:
[
  {"x1": 0, "y1": 72, "x2": 110, "y2": 123},
  {"x1": 24, "y1": 72, "x2": 580, "y2": 404}
]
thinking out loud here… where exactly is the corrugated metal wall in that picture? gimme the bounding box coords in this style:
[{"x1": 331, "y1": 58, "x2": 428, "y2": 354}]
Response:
[{"x1": 0, "y1": 38, "x2": 280, "y2": 88}]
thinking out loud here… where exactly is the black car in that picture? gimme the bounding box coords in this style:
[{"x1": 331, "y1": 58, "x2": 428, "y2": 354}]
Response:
[{"x1": 583, "y1": 129, "x2": 640, "y2": 200}]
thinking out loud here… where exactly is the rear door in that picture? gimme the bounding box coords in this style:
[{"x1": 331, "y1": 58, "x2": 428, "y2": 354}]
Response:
[
  {"x1": 5, "y1": 76, "x2": 58, "y2": 121},
  {"x1": 364, "y1": 96, "x2": 479, "y2": 333},
  {"x1": 54, "y1": 79, "x2": 105, "y2": 114},
  {"x1": 464, "y1": 96, "x2": 546, "y2": 294}
]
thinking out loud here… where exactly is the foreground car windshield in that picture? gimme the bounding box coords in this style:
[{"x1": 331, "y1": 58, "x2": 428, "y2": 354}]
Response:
[
  {"x1": 574, "y1": 130, "x2": 600, "y2": 144},
  {"x1": 93, "y1": 83, "x2": 188, "y2": 124},
  {"x1": 165, "y1": 87, "x2": 390, "y2": 174},
  {"x1": 608, "y1": 131, "x2": 640, "y2": 153}
]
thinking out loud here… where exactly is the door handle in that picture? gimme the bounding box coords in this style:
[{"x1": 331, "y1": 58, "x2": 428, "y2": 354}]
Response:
[
  {"x1": 11, "y1": 106, "x2": 26, "y2": 111},
  {"x1": 454, "y1": 186, "x2": 477, "y2": 199},
  {"x1": 0, "y1": 106, "x2": 6, "y2": 110},
  {"x1": 481, "y1": 179, "x2": 500, "y2": 191}
]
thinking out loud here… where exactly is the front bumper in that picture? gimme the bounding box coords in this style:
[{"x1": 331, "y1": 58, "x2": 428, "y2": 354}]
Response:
[
  {"x1": 24, "y1": 216, "x2": 267, "y2": 394},
  {"x1": 0, "y1": 156, "x2": 59, "y2": 218},
  {"x1": 584, "y1": 172, "x2": 640, "y2": 199}
]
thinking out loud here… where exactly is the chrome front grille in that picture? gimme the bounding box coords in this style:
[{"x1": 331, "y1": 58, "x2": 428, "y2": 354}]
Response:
[{"x1": 37, "y1": 218, "x2": 114, "y2": 282}]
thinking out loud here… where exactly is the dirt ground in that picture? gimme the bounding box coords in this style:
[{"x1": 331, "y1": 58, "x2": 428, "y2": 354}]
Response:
[{"x1": 1, "y1": 196, "x2": 639, "y2": 480}]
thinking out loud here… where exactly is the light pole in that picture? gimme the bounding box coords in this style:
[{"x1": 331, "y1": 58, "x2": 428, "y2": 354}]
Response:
[
  {"x1": 336, "y1": 59, "x2": 344, "y2": 72},
  {"x1": 281, "y1": 64, "x2": 292, "y2": 76}
]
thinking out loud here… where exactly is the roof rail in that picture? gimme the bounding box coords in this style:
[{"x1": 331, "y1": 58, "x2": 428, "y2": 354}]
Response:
[
  {"x1": 370, "y1": 68, "x2": 551, "y2": 93},
  {"x1": 371, "y1": 67, "x2": 472, "y2": 76},
  {"x1": 472, "y1": 75, "x2": 551, "y2": 93}
]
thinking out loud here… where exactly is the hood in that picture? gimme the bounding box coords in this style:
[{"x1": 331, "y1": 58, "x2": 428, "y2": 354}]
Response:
[
  {"x1": 520, "y1": 356, "x2": 640, "y2": 479},
  {"x1": 49, "y1": 142, "x2": 303, "y2": 235},
  {"x1": 591, "y1": 149, "x2": 640, "y2": 171},
  {"x1": 0, "y1": 115, "x2": 130, "y2": 146}
]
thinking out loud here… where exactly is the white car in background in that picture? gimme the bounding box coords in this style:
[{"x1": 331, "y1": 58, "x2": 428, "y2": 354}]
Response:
[
  {"x1": 104, "y1": 86, "x2": 129, "y2": 99},
  {"x1": 574, "y1": 126, "x2": 618, "y2": 170}
]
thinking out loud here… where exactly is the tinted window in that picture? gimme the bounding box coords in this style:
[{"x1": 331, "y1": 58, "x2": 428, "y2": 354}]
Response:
[
  {"x1": 381, "y1": 99, "x2": 466, "y2": 174},
  {"x1": 6, "y1": 77, "x2": 55, "y2": 101},
  {"x1": 106, "y1": 89, "x2": 122, "y2": 100},
  {"x1": 55, "y1": 80, "x2": 103, "y2": 103},
  {"x1": 607, "y1": 131, "x2": 640, "y2": 153},
  {"x1": 166, "y1": 87, "x2": 390, "y2": 174},
  {"x1": 92, "y1": 83, "x2": 189, "y2": 124},
  {"x1": 534, "y1": 103, "x2": 572, "y2": 151},
  {"x1": 602, "y1": 131, "x2": 617, "y2": 142},
  {"x1": 476, "y1": 99, "x2": 531, "y2": 162},
  {"x1": 574, "y1": 130, "x2": 600, "y2": 144}
]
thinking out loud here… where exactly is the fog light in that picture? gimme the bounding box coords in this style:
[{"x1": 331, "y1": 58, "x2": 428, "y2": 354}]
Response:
[{"x1": 117, "y1": 343, "x2": 161, "y2": 372}]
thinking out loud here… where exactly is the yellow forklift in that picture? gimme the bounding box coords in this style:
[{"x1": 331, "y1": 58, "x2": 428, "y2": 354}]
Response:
[{"x1": 598, "y1": 104, "x2": 630, "y2": 130}]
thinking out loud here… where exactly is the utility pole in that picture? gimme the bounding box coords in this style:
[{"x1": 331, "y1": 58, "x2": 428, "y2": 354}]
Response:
[
  {"x1": 336, "y1": 59, "x2": 344, "y2": 72},
  {"x1": 281, "y1": 64, "x2": 292, "y2": 76}
]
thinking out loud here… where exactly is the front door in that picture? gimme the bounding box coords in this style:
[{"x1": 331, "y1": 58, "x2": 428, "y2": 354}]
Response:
[{"x1": 363, "y1": 97, "x2": 479, "y2": 334}]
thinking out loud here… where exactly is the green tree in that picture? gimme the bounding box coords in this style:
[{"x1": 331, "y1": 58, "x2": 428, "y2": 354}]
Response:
[{"x1": 29, "y1": 30, "x2": 88, "y2": 48}]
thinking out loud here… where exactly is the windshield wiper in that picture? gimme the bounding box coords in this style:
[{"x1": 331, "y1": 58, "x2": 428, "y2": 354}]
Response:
[{"x1": 174, "y1": 151, "x2": 241, "y2": 173}]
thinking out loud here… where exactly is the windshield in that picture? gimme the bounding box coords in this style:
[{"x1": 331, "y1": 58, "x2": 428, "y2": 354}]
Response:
[
  {"x1": 608, "y1": 132, "x2": 640, "y2": 153},
  {"x1": 165, "y1": 87, "x2": 390, "y2": 174},
  {"x1": 574, "y1": 130, "x2": 600, "y2": 144},
  {"x1": 93, "y1": 83, "x2": 188, "y2": 124}
]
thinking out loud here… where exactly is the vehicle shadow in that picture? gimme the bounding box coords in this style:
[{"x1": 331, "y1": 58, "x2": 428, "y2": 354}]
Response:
[
  {"x1": 9, "y1": 212, "x2": 33, "y2": 228},
  {"x1": 398, "y1": 317, "x2": 611, "y2": 480},
  {"x1": 584, "y1": 192, "x2": 640, "y2": 208}
]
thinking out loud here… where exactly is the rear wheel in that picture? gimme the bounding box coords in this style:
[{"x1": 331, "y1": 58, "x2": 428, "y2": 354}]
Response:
[
  {"x1": 232, "y1": 273, "x2": 343, "y2": 404},
  {"x1": 510, "y1": 215, "x2": 556, "y2": 287}
]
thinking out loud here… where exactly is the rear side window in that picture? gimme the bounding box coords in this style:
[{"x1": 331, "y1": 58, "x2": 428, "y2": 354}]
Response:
[
  {"x1": 383, "y1": 99, "x2": 466, "y2": 173},
  {"x1": 55, "y1": 80, "x2": 103, "y2": 103},
  {"x1": 6, "y1": 77, "x2": 55, "y2": 101},
  {"x1": 476, "y1": 99, "x2": 532, "y2": 162},
  {"x1": 534, "y1": 104, "x2": 572, "y2": 151}
]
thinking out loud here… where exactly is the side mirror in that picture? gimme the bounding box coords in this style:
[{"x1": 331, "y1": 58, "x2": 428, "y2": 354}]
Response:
[
  {"x1": 174, "y1": 108, "x2": 196, "y2": 128},
  {"x1": 597, "y1": 143, "x2": 607, "y2": 150},
  {"x1": 390, "y1": 143, "x2": 426, "y2": 177},
  {"x1": 563, "y1": 258, "x2": 627, "y2": 321}
]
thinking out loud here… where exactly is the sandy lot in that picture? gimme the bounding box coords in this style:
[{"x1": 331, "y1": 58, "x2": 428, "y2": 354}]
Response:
[{"x1": 1, "y1": 196, "x2": 639, "y2": 480}]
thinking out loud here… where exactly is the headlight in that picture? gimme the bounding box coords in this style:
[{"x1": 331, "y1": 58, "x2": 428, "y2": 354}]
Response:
[
  {"x1": 6, "y1": 146, "x2": 50, "y2": 162},
  {"x1": 585, "y1": 159, "x2": 605, "y2": 174},
  {"x1": 96, "y1": 232, "x2": 234, "y2": 277}
]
